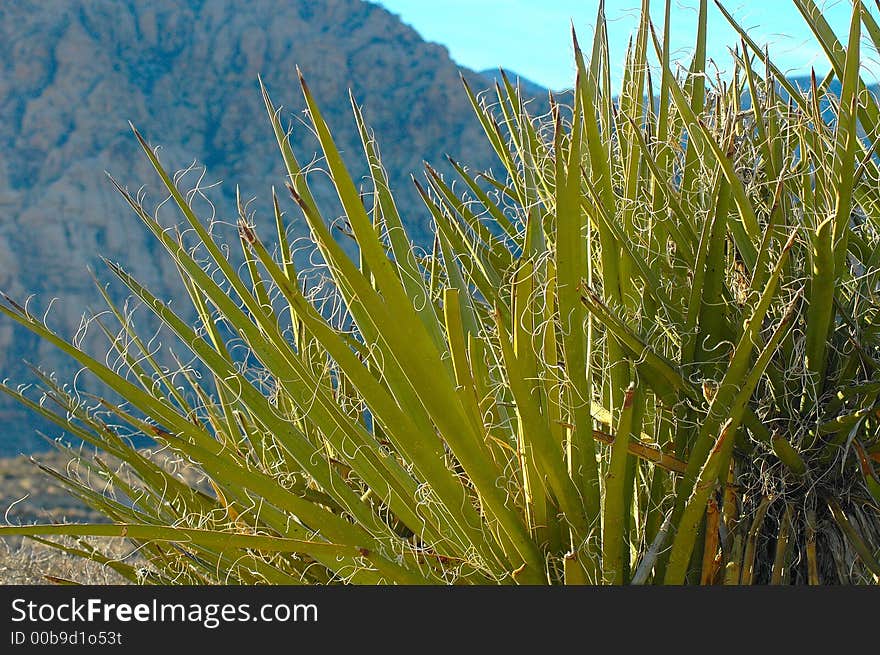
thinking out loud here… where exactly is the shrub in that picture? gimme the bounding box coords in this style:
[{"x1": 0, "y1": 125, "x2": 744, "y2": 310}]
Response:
[{"x1": 2, "y1": 0, "x2": 880, "y2": 584}]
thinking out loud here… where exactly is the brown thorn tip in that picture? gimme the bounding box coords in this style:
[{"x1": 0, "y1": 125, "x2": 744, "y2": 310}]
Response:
[{"x1": 128, "y1": 121, "x2": 145, "y2": 142}]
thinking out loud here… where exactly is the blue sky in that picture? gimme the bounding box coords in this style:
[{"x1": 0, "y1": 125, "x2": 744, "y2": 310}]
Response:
[{"x1": 373, "y1": 1, "x2": 871, "y2": 92}]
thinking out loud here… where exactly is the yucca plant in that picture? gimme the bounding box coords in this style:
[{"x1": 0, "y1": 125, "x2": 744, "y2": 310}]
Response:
[{"x1": 2, "y1": 0, "x2": 880, "y2": 584}]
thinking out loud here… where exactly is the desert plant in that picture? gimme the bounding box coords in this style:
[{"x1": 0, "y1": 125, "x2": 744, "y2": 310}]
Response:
[{"x1": 2, "y1": 0, "x2": 880, "y2": 584}]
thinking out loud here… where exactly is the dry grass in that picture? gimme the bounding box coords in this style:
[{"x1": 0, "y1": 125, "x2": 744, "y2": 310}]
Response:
[
  {"x1": 0, "y1": 537, "x2": 132, "y2": 585},
  {"x1": 1, "y1": 447, "x2": 207, "y2": 585},
  {"x1": 0, "y1": 449, "x2": 125, "y2": 584}
]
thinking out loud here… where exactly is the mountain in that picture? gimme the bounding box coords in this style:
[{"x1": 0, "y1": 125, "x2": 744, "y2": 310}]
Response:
[{"x1": 0, "y1": 0, "x2": 549, "y2": 455}]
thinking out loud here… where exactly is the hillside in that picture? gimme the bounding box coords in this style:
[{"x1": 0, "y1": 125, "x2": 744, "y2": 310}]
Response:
[{"x1": 0, "y1": 0, "x2": 542, "y2": 455}]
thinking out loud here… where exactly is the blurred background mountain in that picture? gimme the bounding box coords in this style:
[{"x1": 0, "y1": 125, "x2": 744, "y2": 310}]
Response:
[{"x1": 0, "y1": 0, "x2": 551, "y2": 455}]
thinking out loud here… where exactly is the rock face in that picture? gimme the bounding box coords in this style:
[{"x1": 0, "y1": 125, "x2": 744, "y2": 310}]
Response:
[{"x1": 0, "y1": 0, "x2": 533, "y2": 454}]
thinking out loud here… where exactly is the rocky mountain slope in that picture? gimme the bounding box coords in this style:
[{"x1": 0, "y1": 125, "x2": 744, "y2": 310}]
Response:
[{"x1": 0, "y1": 0, "x2": 540, "y2": 454}]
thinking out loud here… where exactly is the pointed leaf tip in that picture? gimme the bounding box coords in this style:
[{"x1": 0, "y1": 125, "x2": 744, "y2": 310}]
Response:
[
  {"x1": 127, "y1": 121, "x2": 146, "y2": 144},
  {"x1": 295, "y1": 65, "x2": 308, "y2": 90}
]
